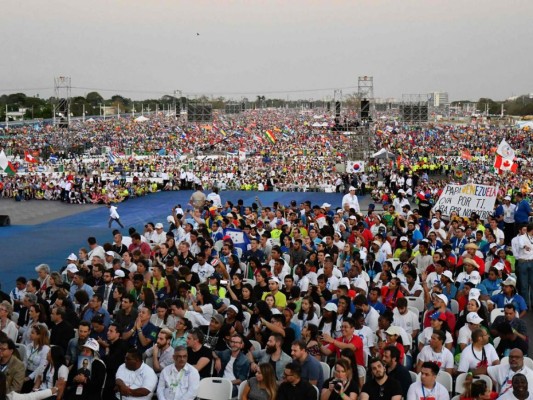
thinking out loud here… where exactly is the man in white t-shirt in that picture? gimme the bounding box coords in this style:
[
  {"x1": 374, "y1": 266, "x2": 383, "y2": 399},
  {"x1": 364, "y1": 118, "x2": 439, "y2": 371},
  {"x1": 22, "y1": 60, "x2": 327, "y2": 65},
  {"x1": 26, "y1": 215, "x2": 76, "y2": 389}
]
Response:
[
  {"x1": 416, "y1": 329, "x2": 454, "y2": 375},
  {"x1": 407, "y1": 361, "x2": 450, "y2": 400},
  {"x1": 488, "y1": 348, "x2": 533, "y2": 397},
  {"x1": 115, "y1": 348, "x2": 158, "y2": 400},
  {"x1": 392, "y1": 298, "x2": 420, "y2": 340},
  {"x1": 457, "y1": 328, "x2": 499, "y2": 374},
  {"x1": 191, "y1": 253, "x2": 214, "y2": 283}
]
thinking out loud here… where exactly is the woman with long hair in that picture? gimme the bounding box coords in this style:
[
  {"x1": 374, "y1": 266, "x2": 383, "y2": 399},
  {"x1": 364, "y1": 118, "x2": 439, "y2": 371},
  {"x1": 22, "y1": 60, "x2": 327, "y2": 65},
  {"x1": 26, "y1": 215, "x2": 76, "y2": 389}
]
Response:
[
  {"x1": 156, "y1": 274, "x2": 178, "y2": 302},
  {"x1": 293, "y1": 296, "x2": 320, "y2": 331},
  {"x1": 460, "y1": 378, "x2": 491, "y2": 400},
  {"x1": 32, "y1": 345, "x2": 67, "y2": 399},
  {"x1": 242, "y1": 362, "x2": 277, "y2": 400},
  {"x1": 22, "y1": 325, "x2": 50, "y2": 393},
  {"x1": 21, "y1": 304, "x2": 47, "y2": 346},
  {"x1": 139, "y1": 287, "x2": 156, "y2": 311},
  {"x1": 247, "y1": 301, "x2": 272, "y2": 344},
  {"x1": 190, "y1": 285, "x2": 227, "y2": 317},
  {"x1": 393, "y1": 237, "x2": 412, "y2": 259},
  {"x1": 227, "y1": 254, "x2": 242, "y2": 277},
  {"x1": 239, "y1": 283, "x2": 256, "y2": 314},
  {"x1": 44, "y1": 273, "x2": 64, "y2": 303},
  {"x1": 264, "y1": 294, "x2": 276, "y2": 311},
  {"x1": 339, "y1": 348, "x2": 363, "y2": 391},
  {"x1": 321, "y1": 358, "x2": 359, "y2": 400},
  {"x1": 150, "y1": 302, "x2": 176, "y2": 330},
  {"x1": 301, "y1": 324, "x2": 321, "y2": 361},
  {"x1": 381, "y1": 277, "x2": 404, "y2": 310},
  {"x1": 0, "y1": 302, "x2": 18, "y2": 343}
]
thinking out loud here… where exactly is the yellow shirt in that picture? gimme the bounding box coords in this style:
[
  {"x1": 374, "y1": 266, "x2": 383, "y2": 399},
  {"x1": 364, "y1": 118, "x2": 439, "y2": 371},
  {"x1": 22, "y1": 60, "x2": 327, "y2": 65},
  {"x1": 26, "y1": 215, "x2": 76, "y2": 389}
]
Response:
[{"x1": 262, "y1": 291, "x2": 287, "y2": 308}]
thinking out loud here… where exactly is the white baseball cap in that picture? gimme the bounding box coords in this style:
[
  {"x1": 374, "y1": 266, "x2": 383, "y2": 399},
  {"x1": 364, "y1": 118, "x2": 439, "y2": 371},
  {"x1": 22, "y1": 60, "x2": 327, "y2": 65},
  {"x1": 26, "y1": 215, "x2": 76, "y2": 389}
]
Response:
[
  {"x1": 466, "y1": 312, "x2": 483, "y2": 325},
  {"x1": 67, "y1": 253, "x2": 78, "y2": 261}
]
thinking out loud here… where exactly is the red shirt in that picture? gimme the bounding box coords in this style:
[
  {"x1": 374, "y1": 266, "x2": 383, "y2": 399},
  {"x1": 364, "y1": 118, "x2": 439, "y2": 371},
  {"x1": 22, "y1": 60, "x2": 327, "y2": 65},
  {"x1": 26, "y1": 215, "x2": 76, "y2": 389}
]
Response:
[
  {"x1": 381, "y1": 286, "x2": 404, "y2": 310},
  {"x1": 327, "y1": 334, "x2": 365, "y2": 366}
]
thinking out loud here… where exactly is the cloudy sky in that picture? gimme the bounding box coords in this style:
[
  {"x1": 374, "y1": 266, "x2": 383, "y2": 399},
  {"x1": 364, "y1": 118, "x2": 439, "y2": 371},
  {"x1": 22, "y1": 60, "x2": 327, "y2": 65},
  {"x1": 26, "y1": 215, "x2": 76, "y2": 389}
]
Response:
[{"x1": 1, "y1": 0, "x2": 532, "y2": 101}]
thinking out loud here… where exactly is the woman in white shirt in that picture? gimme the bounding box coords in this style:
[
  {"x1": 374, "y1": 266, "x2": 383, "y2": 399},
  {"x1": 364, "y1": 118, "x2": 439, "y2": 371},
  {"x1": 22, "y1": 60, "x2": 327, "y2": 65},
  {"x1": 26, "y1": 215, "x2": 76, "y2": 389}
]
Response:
[
  {"x1": 20, "y1": 304, "x2": 47, "y2": 347},
  {"x1": 0, "y1": 301, "x2": 18, "y2": 343},
  {"x1": 292, "y1": 296, "x2": 319, "y2": 331},
  {"x1": 23, "y1": 324, "x2": 50, "y2": 392},
  {"x1": 32, "y1": 346, "x2": 67, "y2": 399}
]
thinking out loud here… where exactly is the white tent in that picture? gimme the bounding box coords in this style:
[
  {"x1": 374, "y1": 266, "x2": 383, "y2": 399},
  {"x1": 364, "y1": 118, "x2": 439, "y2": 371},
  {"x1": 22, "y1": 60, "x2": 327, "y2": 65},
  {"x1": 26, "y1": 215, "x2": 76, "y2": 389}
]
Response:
[
  {"x1": 321, "y1": 122, "x2": 329, "y2": 127},
  {"x1": 312, "y1": 122, "x2": 322, "y2": 127},
  {"x1": 135, "y1": 116, "x2": 149, "y2": 122},
  {"x1": 371, "y1": 148, "x2": 396, "y2": 159},
  {"x1": 85, "y1": 118, "x2": 95, "y2": 122}
]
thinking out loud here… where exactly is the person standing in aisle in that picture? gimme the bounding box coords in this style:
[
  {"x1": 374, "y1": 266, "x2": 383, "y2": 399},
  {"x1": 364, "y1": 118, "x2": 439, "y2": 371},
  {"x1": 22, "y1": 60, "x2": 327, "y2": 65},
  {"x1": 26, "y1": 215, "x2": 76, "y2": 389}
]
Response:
[{"x1": 107, "y1": 203, "x2": 124, "y2": 228}]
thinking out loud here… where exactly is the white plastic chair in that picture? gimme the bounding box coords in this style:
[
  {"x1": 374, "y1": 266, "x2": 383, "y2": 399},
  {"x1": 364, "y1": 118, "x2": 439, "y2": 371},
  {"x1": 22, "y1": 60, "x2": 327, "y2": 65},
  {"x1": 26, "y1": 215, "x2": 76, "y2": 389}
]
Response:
[
  {"x1": 490, "y1": 308, "x2": 505, "y2": 323},
  {"x1": 409, "y1": 370, "x2": 417, "y2": 383},
  {"x1": 243, "y1": 278, "x2": 256, "y2": 287},
  {"x1": 406, "y1": 296, "x2": 425, "y2": 314},
  {"x1": 197, "y1": 377, "x2": 233, "y2": 400},
  {"x1": 320, "y1": 362, "x2": 330, "y2": 382},
  {"x1": 214, "y1": 240, "x2": 224, "y2": 252},
  {"x1": 249, "y1": 340, "x2": 262, "y2": 351},
  {"x1": 237, "y1": 380, "x2": 247, "y2": 400},
  {"x1": 235, "y1": 247, "x2": 243, "y2": 259},
  {"x1": 15, "y1": 343, "x2": 27, "y2": 364},
  {"x1": 222, "y1": 297, "x2": 231, "y2": 307},
  {"x1": 450, "y1": 299, "x2": 459, "y2": 315},
  {"x1": 436, "y1": 370, "x2": 454, "y2": 394},
  {"x1": 312, "y1": 384, "x2": 320, "y2": 400},
  {"x1": 451, "y1": 395, "x2": 461, "y2": 400},
  {"x1": 357, "y1": 365, "x2": 366, "y2": 384},
  {"x1": 242, "y1": 311, "x2": 251, "y2": 336},
  {"x1": 455, "y1": 372, "x2": 493, "y2": 395},
  {"x1": 314, "y1": 303, "x2": 321, "y2": 318},
  {"x1": 493, "y1": 336, "x2": 501, "y2": 349}
]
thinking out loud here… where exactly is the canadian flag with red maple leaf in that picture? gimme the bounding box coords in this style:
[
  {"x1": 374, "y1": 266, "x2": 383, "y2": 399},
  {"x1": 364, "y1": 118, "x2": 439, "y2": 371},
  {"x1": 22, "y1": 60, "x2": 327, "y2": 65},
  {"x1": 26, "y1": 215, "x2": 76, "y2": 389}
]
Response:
[
  {"x1": 24, "y1": 151, "x2": 39, "y2": 163},
  {"x1": 494, "y1": 154, "x2": 517, "y2": 174}
]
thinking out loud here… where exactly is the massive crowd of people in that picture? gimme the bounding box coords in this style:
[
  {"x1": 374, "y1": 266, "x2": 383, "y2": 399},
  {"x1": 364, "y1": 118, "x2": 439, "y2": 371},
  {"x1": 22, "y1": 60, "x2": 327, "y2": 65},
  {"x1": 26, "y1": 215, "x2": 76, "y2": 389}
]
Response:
[
  {"x1": 0, "y1": 109, "x2": 532, "y2": 400},
  {"x1": 1, "y1": 110, "x2": 532, "y2": 205},
  {"x1": 0, "y1": 176, "x2": 531, "y2": 399}
]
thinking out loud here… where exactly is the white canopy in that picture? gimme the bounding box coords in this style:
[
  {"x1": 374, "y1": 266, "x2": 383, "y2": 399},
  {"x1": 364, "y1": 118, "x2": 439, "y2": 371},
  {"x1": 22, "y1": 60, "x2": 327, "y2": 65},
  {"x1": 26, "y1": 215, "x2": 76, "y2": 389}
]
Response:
[
  {"x1": 85, "y1": 118, "x2": 95, "y2": 122},
  {"x1": 135, "y1": 116, "x2": 149, "y2": 122},
  {"x1": 312, "y1": 122, "x2": 322, "y2": 127},
  {"x1": 371, "y1": 148, "x2": 396, "y2": 159}
]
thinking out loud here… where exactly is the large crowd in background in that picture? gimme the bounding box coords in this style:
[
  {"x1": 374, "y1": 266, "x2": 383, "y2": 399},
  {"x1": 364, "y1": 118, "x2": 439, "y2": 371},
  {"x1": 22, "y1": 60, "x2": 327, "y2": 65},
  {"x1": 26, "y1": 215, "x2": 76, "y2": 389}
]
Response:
[
  {"x1": 0, "y1": 109, "x2": 532, "y2": 205},
  {"x1": 0, "y1": 176, "x2": 531, "y2": 400},
  {"x1": 0, "y1": 109, "x2": 532, "y2": 400}
]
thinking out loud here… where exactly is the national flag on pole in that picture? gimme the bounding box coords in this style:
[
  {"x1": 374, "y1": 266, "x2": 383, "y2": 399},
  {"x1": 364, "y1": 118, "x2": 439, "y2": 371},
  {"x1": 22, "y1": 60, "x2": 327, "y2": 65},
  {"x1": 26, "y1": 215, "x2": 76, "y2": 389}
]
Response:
[
  {"x1": 496, "y1": 139, "x2": 515, "y2": 160},
  {"x1": 0, "y1": 150, "x2": 8, "y2": 171},
  {"x1": 4, "y1": 162, "x2": 17, "y2": 176},
  {"x1": 108, "y1": 150, "x2": 117, "y2": 164},
  {"x1": 494, "y1": 154, "x2": 518, "y2": 173},
  {"x1": 461, "y1": 150, "x2": 473, "y2": 160},
  {"x1": 346, "y1": 161, "x2": 365, "y2": 173},
  {"x1": 264, "y1": 130, "x2": 276, "y2": 144},
  {"x1": 24, "y1": 151, "x2": 39, "y2": 163},
  {"x1": 224, "y1": 227, "x2": 251, "y2": 253}
]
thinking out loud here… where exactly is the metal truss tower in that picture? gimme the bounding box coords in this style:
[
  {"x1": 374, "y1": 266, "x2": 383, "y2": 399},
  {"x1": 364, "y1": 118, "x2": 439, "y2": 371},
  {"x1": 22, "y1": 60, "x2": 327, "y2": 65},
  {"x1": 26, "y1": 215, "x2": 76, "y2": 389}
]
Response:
[
  {"x1": 358, "y1": 76, "x2": 374, "y2": 120},
  {"x1": 53, "y1": 76, "x2": 72, "y2": 128}
]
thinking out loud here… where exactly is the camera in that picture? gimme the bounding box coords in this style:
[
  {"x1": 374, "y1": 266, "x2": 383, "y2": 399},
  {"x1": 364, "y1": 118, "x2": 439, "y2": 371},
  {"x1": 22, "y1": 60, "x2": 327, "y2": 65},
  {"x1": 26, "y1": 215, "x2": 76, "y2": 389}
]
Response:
[
  {"x1": 221, "y1": 280, "x2": 228, "y2": 286},
  {"x1": 332, "y1": 380, "x2": 343, "y2": 392}
]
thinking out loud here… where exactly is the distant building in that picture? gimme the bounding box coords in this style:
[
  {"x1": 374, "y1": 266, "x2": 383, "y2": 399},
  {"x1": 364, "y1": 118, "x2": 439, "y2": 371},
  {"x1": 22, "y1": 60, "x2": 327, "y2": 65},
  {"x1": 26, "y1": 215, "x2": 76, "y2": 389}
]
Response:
[{"x1": 429, "y1": 92, "x2": 450, "y2": 107}]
